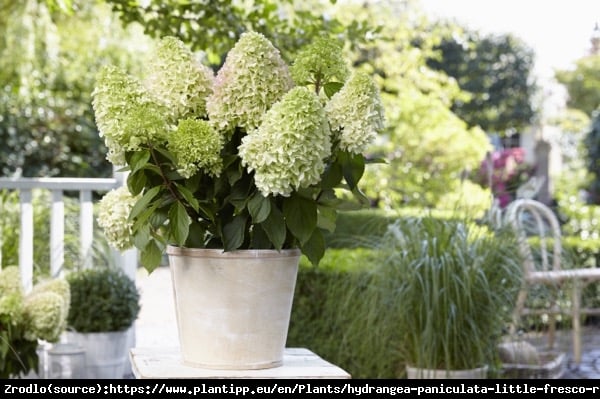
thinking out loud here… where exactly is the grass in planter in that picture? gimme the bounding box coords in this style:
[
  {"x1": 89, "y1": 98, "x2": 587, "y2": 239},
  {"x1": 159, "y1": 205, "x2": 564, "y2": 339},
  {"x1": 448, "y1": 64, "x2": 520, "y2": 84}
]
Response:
[
  {"x1": 369, "y1": 216, "x2": 523, "y2": 375},
  {"x1": 289, "y1": 214, "x2": 524, "y2": 378}
]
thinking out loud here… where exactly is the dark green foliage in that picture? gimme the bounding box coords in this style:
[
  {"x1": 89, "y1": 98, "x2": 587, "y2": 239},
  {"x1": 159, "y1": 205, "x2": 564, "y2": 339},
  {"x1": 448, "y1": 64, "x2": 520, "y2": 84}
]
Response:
[
  {"x1": 324, "y1": 207, "x2": 469, "y2": 248},
  {"x1": 287, "y1": 249, "x2": 391, "y2": 378},
  {"x1": 585, "y1": 112, "x2": 600, "y2": 204},
  {"x1": 426, "y1": 23, "x2": 536, "y2": 136},
  {"x1": 0, "y1": 317, "x2": 39, "y2": 379},
  {"x1": 323, "y1": 209, "x2": 397, "y2": 248},
  {"x1": 66, "y1": 267, "x2": 140, "y2": 333}
]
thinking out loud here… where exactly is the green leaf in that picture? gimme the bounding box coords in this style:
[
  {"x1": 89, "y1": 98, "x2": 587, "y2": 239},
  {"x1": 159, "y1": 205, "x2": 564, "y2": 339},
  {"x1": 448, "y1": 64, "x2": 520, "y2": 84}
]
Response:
[
  {"x1": 300, "y1": 229, "x2": 325, "y2": 267},
  {"x1": 323, "y1": 81, "x2": 344, "y2": 98},
  {"x1": 174, "y1": 182, "x2": 199, "y2": 212},
  {"x1": 143, "y1": 164, "x2": 164, "y2": 177},
  {"x1": 250, "y1": 224, "x2": 272, "y2": 249},
  {"x1": 283, "y1": 195, "x2": 317, "y2": 245},
  {"x1": 366, "y1": 156, "x2": 387, "y2": 165},
  {"x1": 197, "y1": 201, "x2": 216, "y2": 222},
  {"x1": 316, "y1": 188, "x2": 341, "y2": 206},
  {"x1": 130, "y1": 149, "x2": 150, "y2": 174},
  {"x1": 132, "y1": 201, "x2": 161, "y2": 232},
  {"x1": 261, "y1": 206, "x2": 286, "y2": 250},
  {"x1": 223, "y1": 214, "x2": 247, "y2": 251},
  {"x1": 129, "y1": 186, "x2": 161, "y2": 221},
  {"x1": 141, "y1": 240, "x2": 163, "y2": 273},
  {"x1": 168, "y1": 202, "x2": 191, "y2": 246},
  {"x1": 339, "y1": 151, "x2": 365, "y2": 190},
  {"x1": 317, "y1": 205, "x2": 337, "y2": 233},
  {"x1": 351, "y1": 186, "x2": 371, "y2": 207},
  {"x1": 186, "y1": 222, "x2": 207, "y2": 248},
  {"x1": 127, "y1": 169, "x2": 147, "y2": 196},
  {"x1": 320, "y1": 161, "x2": 343, "y2": 189},
  {"x1": 248, "y1": 192, "x2": 271, "y2": 223},
  {"x1": 132, "y1": 223, "x2": 151, "y2": 250},
  {"x1": 153, "y1": 146, "x2": 177, "y2": 164}
]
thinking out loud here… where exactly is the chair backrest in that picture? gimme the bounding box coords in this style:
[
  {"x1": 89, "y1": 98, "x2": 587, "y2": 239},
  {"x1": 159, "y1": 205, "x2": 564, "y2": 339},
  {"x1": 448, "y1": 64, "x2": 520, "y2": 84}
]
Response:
[{"x1": 503, "y1": 199, "x2": 562, "y2": 274}]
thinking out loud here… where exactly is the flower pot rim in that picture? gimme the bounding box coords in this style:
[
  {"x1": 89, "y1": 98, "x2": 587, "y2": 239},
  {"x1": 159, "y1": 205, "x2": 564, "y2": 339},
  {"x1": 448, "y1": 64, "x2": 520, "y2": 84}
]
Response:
[{"x1": 166, "y1": 245, "x2": 301, "y2": 259}]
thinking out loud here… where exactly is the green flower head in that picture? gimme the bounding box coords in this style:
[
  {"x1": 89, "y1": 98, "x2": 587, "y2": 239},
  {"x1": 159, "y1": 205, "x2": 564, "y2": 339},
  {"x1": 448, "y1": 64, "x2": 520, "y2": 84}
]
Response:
[
  {"x1": 168, "y1": 119, "x2": 224, "y2": 178},
  {"x1": 0, "y1": 266, "x2": 24, "y2": 324},
  {"x1": 326, "y1": 71, "x2": 385, "y2": 154},
  {"x1": 97, "y1": 186, "x2": 139, "y2": 251},
  {"x1": 239, "y1": 86, "x2": 331, "y2": 197},
  {"x1": 206, "y1": 31, "x2": 294, "y2": 135},
  {"x1": 30, "y1": 278, "x2": 70, "y2": 316},
  {"x1": 0, "y1": 266, "x2": 22, "y2": 296},
  {"x1": 291, "y1": 37, "x2": 350, "y2": 89},
  {"x1": 92, "y1": 65, "x2": 170, "y2": 165},
  {"x1": 23, "y1": 291, "x2": 67, "y2": 342},
  {"x1": 146, "y1": 36, "x2": 215, "y2": 121}
]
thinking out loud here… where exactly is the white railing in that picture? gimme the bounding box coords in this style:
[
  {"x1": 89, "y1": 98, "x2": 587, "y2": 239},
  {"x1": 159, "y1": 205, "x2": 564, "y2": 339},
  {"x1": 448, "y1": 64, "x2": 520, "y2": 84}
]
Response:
[{"x1": 0, "y1": 175, "x2": 137, "y2": 291}]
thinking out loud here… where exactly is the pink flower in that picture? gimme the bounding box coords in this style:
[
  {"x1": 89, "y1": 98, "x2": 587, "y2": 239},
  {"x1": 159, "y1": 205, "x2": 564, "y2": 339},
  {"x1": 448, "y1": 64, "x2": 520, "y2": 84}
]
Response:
[{"x1": 477, "y1": 147, "x2": 532, "y2": 208}]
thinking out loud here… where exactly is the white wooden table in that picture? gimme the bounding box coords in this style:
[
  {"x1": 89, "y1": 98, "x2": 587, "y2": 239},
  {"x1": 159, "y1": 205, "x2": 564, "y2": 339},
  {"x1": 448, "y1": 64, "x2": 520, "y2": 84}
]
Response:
[{"x1": 129, "y1": 347, "x2": 351, "y2": 379}]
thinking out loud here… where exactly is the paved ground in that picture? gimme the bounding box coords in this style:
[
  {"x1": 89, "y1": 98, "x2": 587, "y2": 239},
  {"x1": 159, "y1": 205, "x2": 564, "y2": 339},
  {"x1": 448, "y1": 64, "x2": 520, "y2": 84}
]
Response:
[
  {"x1": 554, "y1": 325, "x2": 600, "y2": 379},
  {"x1": 133, "y1": 266, "x2": 600, "y2": 379}
]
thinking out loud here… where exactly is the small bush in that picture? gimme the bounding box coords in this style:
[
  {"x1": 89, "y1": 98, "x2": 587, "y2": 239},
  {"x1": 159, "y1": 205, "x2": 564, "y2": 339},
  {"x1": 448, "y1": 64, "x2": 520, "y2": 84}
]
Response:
[{"x1": 66, "y1": 267, "x2": 140, "y2": 333}]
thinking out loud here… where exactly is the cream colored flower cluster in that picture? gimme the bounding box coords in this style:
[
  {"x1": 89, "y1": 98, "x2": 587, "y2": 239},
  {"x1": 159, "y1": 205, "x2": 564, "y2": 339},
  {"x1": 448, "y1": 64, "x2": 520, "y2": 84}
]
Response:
[
  {"x1": 206, "y1": 31, "x2": 294, "y2": 135},
  {"x1": 168, "y1": 119, "x2": 223, "y2": 178},
  {"x1": 97, "y1": 186, "x2": 139, "y2": 251},
  {"x1": 145, "y1": 36, "x2": 215, "y2": 121},
  {"x1": 290, "y1": 37, "x2": 350, "y2": 89},
  {"x1": 92, "y1": 66, "x2": 170, "y2": 165},
  {"x1": 326, "y1": 72, "x2": 385, "y2": 154},
  {"x1": 0, "y1": 266, "x2": 70, "y2": 343},
  {"x1": 239, "y1": 87, "x2": 331, "y2": 196}
]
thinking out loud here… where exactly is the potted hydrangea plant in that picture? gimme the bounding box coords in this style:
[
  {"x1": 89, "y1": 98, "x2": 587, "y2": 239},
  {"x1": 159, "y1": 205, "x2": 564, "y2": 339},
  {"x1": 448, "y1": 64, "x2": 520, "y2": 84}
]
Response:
[{"x1": 94, "y1": 31, "x2": 384, "y2": 370}]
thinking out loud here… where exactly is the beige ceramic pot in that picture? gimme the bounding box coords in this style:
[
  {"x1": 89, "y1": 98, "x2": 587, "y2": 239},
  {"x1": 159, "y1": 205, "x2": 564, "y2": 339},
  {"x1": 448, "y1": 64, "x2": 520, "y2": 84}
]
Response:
[{"x1": 166, "y1": 246, "x2": 301, "y2": 370}]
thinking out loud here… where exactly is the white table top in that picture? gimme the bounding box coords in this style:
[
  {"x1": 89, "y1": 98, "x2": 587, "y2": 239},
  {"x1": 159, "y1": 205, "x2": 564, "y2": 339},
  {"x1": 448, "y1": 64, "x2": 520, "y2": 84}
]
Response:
[{"x1": 129, "y1": 347, "x2": 351, "y2": 379}]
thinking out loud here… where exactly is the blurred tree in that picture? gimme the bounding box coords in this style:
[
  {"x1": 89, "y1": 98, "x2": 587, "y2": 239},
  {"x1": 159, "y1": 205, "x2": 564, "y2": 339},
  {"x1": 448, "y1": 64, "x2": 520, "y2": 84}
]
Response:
[
  {"x1": 555, "y1": 55, "x2": 600, "y2": 116},
  {"x1": 102, "y1": 0, "x2": 374, "y2": 66},
  {"x1": 0, "y1": 0, "x2": 374, "y2": 178},
  {"x1": 585, "y1": 111, "x2": 600, "y2": 204},
  {"x1": 0, "y1": 0, "x2": 150, "y2": 178},
  {"x1": 426, "y1": 22, "x2": 537, "y2": 137},
  {"x1": 331, "y1": 1, "x2": 491, "y2": 208}
]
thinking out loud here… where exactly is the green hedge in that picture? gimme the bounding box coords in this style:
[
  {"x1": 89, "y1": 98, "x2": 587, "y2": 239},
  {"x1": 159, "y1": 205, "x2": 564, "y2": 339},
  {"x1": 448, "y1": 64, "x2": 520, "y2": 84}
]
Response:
[
  {"x1": 324, "y1": 207, "x2": 466, "y2": 248},
  {"x1": 287, "y1": 248, "x2": 402, "y2": 378}
]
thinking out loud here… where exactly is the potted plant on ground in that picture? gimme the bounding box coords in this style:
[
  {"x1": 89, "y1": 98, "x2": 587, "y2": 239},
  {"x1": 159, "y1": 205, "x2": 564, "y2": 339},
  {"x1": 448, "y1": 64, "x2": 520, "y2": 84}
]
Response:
[
  {"x1": 371, "y1": 216, "x2": 522, "y2": 378},
  {"x1": 65, "y1": 266, "x2": 140, "y2": 378},
  {"x1": 0, "y1": 266, "x2": 70, "y2": 378},
  {"x1": 93, "y1": 31, "x2": 385, "y2": 369}
]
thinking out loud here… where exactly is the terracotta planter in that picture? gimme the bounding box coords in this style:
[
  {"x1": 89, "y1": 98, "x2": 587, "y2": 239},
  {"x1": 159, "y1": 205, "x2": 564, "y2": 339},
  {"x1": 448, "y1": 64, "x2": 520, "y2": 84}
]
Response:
[{"x1": 167, "y1": 246, "x2": 300, "y2": 370}]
